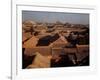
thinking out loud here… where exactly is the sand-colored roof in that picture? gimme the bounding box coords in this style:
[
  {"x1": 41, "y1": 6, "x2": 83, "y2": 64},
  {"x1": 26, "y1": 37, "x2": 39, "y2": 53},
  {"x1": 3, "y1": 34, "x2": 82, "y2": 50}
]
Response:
[
  {"x1": 27, "y1": 52, "x2": 50, "y2": 68},
  {"x1": 23, "y1": 35, "x2": 38, "y2": 48},
  {"x1": 22, "y1": 32, "x2": 32, "y2": 42},
  {"x1": 51, "y1": 36, "x2": 68, "y2": 48}
]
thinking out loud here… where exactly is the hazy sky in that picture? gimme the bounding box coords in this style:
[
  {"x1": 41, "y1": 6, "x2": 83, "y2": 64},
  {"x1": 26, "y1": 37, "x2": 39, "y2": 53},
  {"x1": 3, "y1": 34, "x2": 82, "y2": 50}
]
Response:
[{"x1": 22, "y1": 11, "x2": 89, "y2": 24}]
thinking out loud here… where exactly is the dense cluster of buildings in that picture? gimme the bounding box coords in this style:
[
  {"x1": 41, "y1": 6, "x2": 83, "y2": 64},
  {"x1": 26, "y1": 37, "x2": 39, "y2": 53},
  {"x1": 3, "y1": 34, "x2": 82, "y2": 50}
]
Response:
[{"x1": 22, "y1": 20, "x2": 89, "y2": 69}]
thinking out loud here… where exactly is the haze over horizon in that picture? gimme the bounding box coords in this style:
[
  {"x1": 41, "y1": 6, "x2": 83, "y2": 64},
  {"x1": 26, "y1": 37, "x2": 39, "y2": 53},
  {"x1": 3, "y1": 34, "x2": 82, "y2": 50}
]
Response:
[{"x1": 22, "y1": 11, "x2": 89, "y2": 25}]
